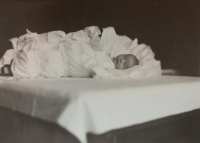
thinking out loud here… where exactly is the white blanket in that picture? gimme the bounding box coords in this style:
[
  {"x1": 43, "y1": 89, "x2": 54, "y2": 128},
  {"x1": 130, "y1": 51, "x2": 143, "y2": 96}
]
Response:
[{"x1": 0, "y1": 76, "x2": 200, "y2": 143}]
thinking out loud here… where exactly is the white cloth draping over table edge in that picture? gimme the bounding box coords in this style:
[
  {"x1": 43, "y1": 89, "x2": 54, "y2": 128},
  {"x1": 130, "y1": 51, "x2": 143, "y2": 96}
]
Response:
[{"x1": 0, "y1": 76, "x2": 200, "y2": 143}]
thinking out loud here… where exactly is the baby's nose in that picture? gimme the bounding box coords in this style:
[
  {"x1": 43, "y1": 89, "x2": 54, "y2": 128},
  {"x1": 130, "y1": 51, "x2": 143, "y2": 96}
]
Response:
[{"x1": 121, "y1": 59, "x2": 126, "y2": 63}]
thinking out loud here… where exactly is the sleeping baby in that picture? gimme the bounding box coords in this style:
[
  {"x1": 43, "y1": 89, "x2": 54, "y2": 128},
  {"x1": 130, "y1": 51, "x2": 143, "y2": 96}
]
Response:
[
  {"x1": 113, "y1": 54, "x2": 139, "y2": 70},
  {"x1": 0, "y1": 26, "x2": 162, "y2": 79}
]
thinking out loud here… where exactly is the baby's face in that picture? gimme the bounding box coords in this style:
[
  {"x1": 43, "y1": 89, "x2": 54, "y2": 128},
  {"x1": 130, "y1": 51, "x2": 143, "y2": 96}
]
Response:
[{"x1": 113, "y1": 54, "x2": 139, "y2": 70}]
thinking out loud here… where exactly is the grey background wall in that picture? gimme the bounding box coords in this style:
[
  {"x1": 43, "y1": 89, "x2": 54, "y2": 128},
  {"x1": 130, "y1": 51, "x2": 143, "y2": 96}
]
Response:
[{"x1": 0, "y1": 0, "x2": 199, "y2": 76}]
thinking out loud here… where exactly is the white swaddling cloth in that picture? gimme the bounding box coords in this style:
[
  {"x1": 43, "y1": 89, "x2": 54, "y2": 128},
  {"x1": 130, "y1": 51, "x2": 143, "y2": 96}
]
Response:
[
  {"x1": 0, "y1": 27, "x2": 113, "y2": 79},
  {"x1": 61, "y1": 30, "x2": 113, "y2": 78},
  {"x1": 0, "y1": 30, "x2": 70, "y2": 78},
  {"x1": 0, "y1": 26, "x2": 161, "y2": 79}
]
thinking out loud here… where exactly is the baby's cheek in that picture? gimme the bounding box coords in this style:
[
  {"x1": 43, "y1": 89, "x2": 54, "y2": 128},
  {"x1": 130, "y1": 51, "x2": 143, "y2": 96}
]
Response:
[
  {"x1": 113, "y1": 62, "x2": 117, "y2": 68},
  {"x1": 116, "y1": 64, "x2": 123, "y2": 70}
]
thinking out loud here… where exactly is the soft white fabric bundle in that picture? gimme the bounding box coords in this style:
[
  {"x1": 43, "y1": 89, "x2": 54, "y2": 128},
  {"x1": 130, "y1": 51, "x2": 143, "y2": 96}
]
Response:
[
  {"x1": 0, "y1": 27, "x2": 113, "y2": 79},
  {"x1": 0, "y1": 26, "x2": 161, "y2": 79},
  {"x1": 0, "y1": 30, "x2": 70, "y2": 78}
]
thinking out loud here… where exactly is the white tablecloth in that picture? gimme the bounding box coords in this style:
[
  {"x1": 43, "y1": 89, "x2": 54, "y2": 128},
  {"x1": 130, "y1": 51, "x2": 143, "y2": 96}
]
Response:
[{"x1": 0, "y1": 76, "x2": 200, "y2": 143}]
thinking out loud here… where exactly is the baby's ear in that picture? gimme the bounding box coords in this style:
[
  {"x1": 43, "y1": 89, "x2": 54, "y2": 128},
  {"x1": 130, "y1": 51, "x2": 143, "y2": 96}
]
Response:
[{"x1": 162, "y1": 69, "x2": 179, "y2": 76}]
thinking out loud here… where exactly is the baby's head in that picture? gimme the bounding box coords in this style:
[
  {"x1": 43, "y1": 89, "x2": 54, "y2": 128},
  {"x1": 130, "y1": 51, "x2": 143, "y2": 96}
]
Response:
[{"x1": 113, "y1": 54, "x2": 139, "y2": 70}]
